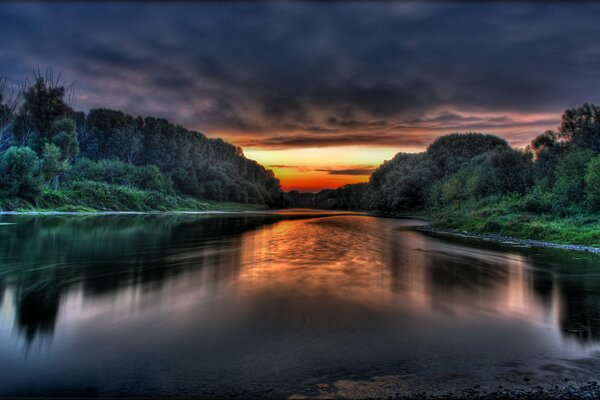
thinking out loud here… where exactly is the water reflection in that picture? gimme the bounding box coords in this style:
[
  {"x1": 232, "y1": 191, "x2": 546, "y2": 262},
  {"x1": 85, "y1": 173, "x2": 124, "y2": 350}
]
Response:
[
  {"x1": 0, "y1": 212, "x2": 600, "y2": 396},
  {"x1": 0, "y1": 213, "x2": 281, "y2": 343}
]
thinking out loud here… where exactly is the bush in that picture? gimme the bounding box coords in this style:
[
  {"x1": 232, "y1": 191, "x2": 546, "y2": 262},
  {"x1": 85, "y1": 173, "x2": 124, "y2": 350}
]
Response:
[
  {"x1": 520, "y1": 188, "x2": 554, "y2": 214},
  {"x1": 63, "y1": 180, "x2": 207, "y2": 211},
  {"x1": 64, "y1": 158, "x2": 175, "y2": 194},
  {"x1": 0, "y1": 146, "x2": 42, "y2": 201}
]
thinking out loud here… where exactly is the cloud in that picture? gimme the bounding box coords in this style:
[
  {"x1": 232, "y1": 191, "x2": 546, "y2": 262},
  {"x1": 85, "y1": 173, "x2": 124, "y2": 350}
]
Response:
[
  {"x1": 317, "y1": 168, "x2": 376, "y2": 176},
  {"x1": 238, "y1": 132, "x2": 436, "y2": 149},
  {"x1": 1, "y1": 2, "x2": 599, "y2": 150}
]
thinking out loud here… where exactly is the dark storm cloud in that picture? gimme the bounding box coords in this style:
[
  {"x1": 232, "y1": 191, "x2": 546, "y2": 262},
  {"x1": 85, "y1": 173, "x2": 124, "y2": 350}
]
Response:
[{"x1": 1, "y1": 2, "x2": 600, "y2": 148}]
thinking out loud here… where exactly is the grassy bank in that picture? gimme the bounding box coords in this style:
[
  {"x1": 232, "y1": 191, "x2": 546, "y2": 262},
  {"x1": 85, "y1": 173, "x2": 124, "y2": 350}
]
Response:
[
  {"x1": 428, "y1": 196, "x2": 600, "y2": 247},
  {"x1": 0, "y1": 181, "x2": 267, "y2": 213}
]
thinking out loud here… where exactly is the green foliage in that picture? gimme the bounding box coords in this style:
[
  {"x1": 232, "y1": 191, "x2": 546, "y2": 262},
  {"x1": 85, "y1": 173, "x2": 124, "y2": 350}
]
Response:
[
  {"x1": 17, "y1": 74, "x2": 73, "y2": 152},
  {"x1": 287, "y1": 111, "x2": 600, "y2": 234},
  {"x1": 520, "y1": 186, "x2": 555, "y2": 214},
  {"x1": 81, "y1": 109, "x2": 142, "y2": 163},
  {"x1": 559, "y1": 103, "x2": 600, "y2": 152},
  {"x1": 0, "y1": 146, "x2": 42, "y2": 201},
  {"x1": 527, "y1": 130, "x2": 564, "y2": 189},
  {"x1": 468, "y1": 147, "x2": 533, "y2": 197},
  {"x1": 79, "y1": 109, "x2": 284, "y2": 206},
  {"x1": 429, "y1": 166, "x2": 476, "y2": 206},
  {"x1": 58, "y1": 180, "x2": 208, "y2": 212},
  {"x1": 64, "y1": 158, "x2": 175, "y2": 194},
  {"x1": 0, "y1": 72, "x2": 284, "y2": 209},
  {"x1": 50, "y1": 117, "x2": 79, "y2": 161},
  {"x1": 429, "y1": 195, "x2": 600, "y2": 247},
  {"x1": 584, "y1": 155, "x2": 600, "y2": 211},
  {"x1": 379, "y1": 153, "x2": 434, "y2": 211},
  {"x1": 41, "y1": 143, "x2": 67, "y2": 189},
  {"x1": 426, "y1": 133, "x2": 509, "y2": 176},
  {"x1": 553, "y1": 148, "x2": 594, "y2": 208}
]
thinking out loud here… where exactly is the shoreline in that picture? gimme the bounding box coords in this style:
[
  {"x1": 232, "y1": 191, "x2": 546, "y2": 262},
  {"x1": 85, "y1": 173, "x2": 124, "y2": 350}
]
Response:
[
  {"x1": 419, "y1": 225, "x2": 600, "y2": 254},
  {"x1": 0, "y1": 210, "x2": 262, "y2": 216},
  {"x1": 3, "y1": 208, "x2": 600, "y2": 255}
]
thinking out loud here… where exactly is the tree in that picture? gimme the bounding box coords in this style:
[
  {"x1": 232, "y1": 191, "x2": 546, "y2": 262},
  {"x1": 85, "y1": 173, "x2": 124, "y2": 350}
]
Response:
[
  {"x1": 37, "y1": 118, "x2": 79, "y2": 190},
  {"x1": 559, "y1": 103, "x2": 600, "y2": 152},
  {"x1": 584, "y1": 156, "x2": 600, "y2": 211},
  {"x1": 16, "y1": 70, "x2": 73, "y2": 153},
  {"x1": 0, "y1": 76, "x2": 21, "y2": 151},
  {"x1": 527, "y1": 130, "x2": 564, "y2": 188},
  {"x1": 51, "y1": 117, "x2": 79, "y2": 162},
  {"x1": 469, "y1": 147, "x2": 533, "y2": 197},
  {"x1": 0, "y1": 146, "x2": 42, "y2": 201},
  {"x1": 553, "y1": 148, "x2": 595, "y2": 207},
  {"x1": 426, "y1": 133, "x2": 509, "y2": 176},
  {"x1": 41, "y1": 143, "x2": 66, "y2": 190},
  {"x1": 379, "y1": 153, "x2": 434, "y2": 211},
  {"x1": 82, "y1": 109, "x2": 142, "y2": 163}
]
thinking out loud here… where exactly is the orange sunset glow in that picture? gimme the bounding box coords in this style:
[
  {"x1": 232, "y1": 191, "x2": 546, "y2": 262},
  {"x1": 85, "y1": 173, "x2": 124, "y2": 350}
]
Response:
[{"x1": 244, "y1": 146, "x2": 400, "y2": 192}]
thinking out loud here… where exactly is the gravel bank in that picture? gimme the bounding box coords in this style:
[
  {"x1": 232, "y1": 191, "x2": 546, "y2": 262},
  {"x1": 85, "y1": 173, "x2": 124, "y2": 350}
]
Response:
[{"x1": 419, "y1": 226, "x2": 600, "y2": 254}]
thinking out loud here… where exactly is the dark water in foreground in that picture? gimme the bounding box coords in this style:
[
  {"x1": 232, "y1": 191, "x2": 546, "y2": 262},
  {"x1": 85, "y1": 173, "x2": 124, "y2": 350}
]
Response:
[{"x1": 1, "y1": 211, "x2": 600, "y2": 398}]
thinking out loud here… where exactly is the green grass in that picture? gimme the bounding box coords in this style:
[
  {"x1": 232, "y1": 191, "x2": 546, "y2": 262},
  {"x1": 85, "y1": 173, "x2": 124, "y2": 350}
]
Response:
[
  {"x1": 428, "y1": 196, "x2": 600, "y2": 247},
  {"x1": 0, "y1": 181, "x2": 268, "y2": 213}
]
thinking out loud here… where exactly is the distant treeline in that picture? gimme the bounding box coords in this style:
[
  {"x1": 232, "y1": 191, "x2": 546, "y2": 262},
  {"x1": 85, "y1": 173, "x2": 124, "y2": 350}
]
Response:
[
  {"x1": 0, "y1": 71, "x2": 284, "y2": 210},
  {"x1": 287, "y1": 104, "x2": 600, "y2": 216}
]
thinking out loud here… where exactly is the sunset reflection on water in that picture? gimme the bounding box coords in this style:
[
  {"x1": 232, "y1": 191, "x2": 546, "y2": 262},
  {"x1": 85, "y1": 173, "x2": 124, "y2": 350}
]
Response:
[{"x1": 0, "y1": 212, "x2": 599, "y2": 397}]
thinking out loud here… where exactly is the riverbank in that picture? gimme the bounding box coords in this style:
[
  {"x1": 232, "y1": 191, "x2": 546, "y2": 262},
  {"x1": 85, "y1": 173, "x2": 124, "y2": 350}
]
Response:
[
  {"x1": 296, "y1": 382, "x2": 600, "y2": 400},
  {"x1": 419, "y1": 226, "x2": 600, "y2": 254},
  {"x1": 0, "y1": 201, "x2": 267, "y2": 214},
  {"x1": 371, "y1": 205, "x2": 600, "y2": 252},
  {"x1": 0, "y1": 186, "x2": 269, "y2": 214},
  {"x1": 424, "y1": 196, "x2": 600, "y2": 248}
]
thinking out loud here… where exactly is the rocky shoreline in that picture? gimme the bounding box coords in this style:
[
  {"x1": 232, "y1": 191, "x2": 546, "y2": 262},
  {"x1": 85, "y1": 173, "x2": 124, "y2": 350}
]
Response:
[{"x1": 418, "y1": 226, "x2": 600, "y2": 254}]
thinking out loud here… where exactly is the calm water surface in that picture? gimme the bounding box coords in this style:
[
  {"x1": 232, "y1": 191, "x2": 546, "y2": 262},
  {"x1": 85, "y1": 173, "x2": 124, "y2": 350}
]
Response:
[{"x1": 1, "y1": 211, "x2": 600, "y2": 397}]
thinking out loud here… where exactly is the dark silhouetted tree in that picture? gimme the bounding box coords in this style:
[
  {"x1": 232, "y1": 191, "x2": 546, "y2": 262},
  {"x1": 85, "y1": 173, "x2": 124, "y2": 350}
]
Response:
[{"x1": 559, "y1": 103, "x2": 600, "y2": 152}]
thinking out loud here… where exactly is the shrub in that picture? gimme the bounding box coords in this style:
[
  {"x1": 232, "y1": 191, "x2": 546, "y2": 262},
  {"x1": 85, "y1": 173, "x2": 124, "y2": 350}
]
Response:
[
  {"x1": 520, "y1": 189, "x2": 554, "y2": 214},
  {"x1": 0, "y1": 146, "x2": 42, "y2": 201},
  {"x1": 63, "y1": 180, "x2": 206, "y2": 211},
  {"x1": 65, "y1": 158, "x2": 175, "y2": 194}
]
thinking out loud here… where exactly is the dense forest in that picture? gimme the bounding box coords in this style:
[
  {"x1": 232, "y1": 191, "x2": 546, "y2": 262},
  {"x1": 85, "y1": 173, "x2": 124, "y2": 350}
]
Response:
[
  {"x1": 286, "y1": 104, "x2": 600, "y2": 245},
  {"x1": 0, "y1": 72, "x2": 284, "y2": 211}
]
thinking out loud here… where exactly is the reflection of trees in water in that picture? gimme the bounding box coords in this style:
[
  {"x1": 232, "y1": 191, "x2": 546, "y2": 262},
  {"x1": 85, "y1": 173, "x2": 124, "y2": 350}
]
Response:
[
  {"x1": 15, "y1": 288, "x2": 60, "y2": 343},
  {"x1": 559, "y1": 282, "x2": 600, "y2": 342},
  {"x1": 4, "y1": 215, "x2": 600, "y2": 347},
  {"x1": 413, "y1": 234, "x2": 600, "y2": 345},
  {"x1": 0, "y1": 214, "x2": 280, "y2": 344},
  {"x1": 525, "y1": 251, "x2": 600, "y2": 344}
]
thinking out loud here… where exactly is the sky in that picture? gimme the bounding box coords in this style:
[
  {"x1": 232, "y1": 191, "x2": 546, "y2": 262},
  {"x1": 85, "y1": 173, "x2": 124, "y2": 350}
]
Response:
[{"x1": 1, "y1": 2, "x2": 600, "y2": 192}]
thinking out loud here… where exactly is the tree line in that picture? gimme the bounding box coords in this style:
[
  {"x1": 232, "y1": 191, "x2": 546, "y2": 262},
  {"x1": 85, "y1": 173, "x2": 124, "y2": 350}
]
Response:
[
  {"x1": 286, "y1": 103, "x2": 600, "y2": 216},
  {"x1": 0, "y1": 71, "x2": 285, "y2": 210}
]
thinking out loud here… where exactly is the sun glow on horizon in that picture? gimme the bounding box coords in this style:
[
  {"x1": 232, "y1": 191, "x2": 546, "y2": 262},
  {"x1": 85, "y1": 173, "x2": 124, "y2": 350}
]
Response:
[{"x1": 243, "y1": 146, "x2": 400, "y2": 192}]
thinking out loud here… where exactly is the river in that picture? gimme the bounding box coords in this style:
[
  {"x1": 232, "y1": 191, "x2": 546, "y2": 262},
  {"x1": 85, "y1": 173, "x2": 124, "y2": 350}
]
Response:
[{"x1": 0, "y1": 210, "x2": 599, "y2": 398}]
